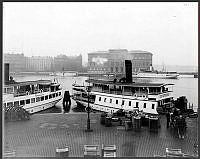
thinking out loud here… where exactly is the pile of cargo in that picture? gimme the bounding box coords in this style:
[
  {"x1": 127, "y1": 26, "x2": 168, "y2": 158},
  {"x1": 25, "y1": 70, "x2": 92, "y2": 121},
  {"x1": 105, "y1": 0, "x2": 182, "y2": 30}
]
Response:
[{"x1": 4, "y1": 106, "x2": 30, "y2": 121}]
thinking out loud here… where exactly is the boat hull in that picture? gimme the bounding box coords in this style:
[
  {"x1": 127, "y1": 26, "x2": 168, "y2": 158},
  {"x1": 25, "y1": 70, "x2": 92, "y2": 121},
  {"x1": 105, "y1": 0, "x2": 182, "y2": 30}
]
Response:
[{"x1": 133, "y1": 73, "x2": 179, "y2": 79}]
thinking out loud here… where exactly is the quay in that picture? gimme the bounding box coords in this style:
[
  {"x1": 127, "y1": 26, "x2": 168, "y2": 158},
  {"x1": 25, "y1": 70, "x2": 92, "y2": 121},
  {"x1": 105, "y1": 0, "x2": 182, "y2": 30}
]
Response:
[{"x1": 3, "y1": 113, "x2": 198, "y2": 157}]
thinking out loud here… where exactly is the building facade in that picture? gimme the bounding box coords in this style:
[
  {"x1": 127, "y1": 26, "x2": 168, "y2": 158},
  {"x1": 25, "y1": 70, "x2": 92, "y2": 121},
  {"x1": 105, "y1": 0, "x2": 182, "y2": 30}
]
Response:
[
  {"x1": 3, "y1": 53, "x2": 26, "y2": 73},
  {"x1": 54, "y1": 54, "x2": 82, "y2": 72},
  {"x1": 25, "y1": 56, "x2": 54, "y2": 72},
  {"x1": 88, "y1": 49, "x2": 152, "y2": 74}
]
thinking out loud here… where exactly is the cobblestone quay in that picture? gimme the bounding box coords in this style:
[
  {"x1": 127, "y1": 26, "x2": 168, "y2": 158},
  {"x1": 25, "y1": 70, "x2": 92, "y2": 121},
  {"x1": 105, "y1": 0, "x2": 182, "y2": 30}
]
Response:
[{"x1": 3, "y1": 113, "x2": 198, "y2": 157}]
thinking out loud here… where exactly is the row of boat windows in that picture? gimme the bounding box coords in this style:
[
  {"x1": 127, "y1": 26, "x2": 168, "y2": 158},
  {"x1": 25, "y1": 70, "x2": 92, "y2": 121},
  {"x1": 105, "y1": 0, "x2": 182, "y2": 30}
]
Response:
[
  {"x1": 4, "y1": 92, "x2": 61, "y2": 107},
  {"x1": 99, "y1": 97, "x2": 155, "y2": 109}
]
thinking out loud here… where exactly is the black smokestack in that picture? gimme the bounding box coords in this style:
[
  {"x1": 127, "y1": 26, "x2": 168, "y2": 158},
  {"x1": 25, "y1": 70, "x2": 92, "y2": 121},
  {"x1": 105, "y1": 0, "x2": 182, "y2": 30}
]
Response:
[
  {"x1": 125, "y1": 60, "x2": 132, "y2": 83},
  {"x1": 4, "y1": 63, "x2": 9, "y2": 84}
]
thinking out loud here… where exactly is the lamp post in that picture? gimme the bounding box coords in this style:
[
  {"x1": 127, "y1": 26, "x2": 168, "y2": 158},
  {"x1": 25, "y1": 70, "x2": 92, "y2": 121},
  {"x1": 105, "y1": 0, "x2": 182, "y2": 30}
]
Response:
[{"x1": 85, "y1": 76, "x2": 93, "y2": 132}]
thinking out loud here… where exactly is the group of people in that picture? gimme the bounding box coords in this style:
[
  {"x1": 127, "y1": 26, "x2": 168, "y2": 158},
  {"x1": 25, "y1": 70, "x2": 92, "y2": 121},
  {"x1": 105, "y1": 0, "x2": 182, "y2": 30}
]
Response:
[{"x1": 166, "y1": 108, "x2": 187, "y2": 139}]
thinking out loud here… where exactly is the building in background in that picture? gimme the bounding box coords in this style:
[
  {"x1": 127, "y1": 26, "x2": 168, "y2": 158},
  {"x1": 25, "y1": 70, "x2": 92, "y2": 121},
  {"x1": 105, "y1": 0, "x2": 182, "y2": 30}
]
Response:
[
  {"x1": 25, "y1": 56, "x2": 54, "y2": 72},
  {"x1": 4, "y1": 53, "x2": 26, "y2": 73},
  {"x1": 54, "y1": 54, "x2": 82, "y2": 72},
  {"x1": 4, "y1": 53, "x2": 82, "y2": 73},
  {"x1": 88, "y1": 49, "x2": 152, "y2": 74}
]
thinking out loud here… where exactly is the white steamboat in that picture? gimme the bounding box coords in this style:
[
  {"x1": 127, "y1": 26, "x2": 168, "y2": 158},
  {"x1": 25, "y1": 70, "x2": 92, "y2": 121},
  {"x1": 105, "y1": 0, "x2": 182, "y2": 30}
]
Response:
[
  {"x1": 3, "y1": 79, "x2": 63, "y2": 114},
  {"x1": 72, "y1": 79, "x2": 174, "y2": 115}
]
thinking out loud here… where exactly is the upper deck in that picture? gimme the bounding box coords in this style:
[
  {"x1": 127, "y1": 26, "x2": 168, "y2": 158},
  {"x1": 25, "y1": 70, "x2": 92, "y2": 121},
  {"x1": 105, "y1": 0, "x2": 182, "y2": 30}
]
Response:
[{"x1": 85, "y1": 79, "x2": 174, "y2": 100}]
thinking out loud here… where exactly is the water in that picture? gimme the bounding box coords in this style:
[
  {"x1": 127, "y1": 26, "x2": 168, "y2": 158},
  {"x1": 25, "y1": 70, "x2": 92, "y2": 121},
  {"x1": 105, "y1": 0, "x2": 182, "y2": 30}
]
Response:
[{"x1": 12, "y1": 74, "x2": 198, "y2": 113}]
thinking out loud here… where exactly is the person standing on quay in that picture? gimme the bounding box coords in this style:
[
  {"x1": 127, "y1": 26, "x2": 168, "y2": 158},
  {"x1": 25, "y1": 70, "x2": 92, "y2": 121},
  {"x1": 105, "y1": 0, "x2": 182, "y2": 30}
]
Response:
[
  {"x1": 166, "y1": 111, "x2": 170, "y2": 128},
  {"x1": 176, "y1": 114, "x2": 186, "y2": 139}
]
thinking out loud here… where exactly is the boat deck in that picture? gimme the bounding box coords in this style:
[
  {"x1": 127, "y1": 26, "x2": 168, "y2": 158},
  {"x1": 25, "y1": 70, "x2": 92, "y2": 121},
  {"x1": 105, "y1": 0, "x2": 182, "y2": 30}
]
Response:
[{"x1": 3, "y1": 113, "x2": 198, "y2": 157}]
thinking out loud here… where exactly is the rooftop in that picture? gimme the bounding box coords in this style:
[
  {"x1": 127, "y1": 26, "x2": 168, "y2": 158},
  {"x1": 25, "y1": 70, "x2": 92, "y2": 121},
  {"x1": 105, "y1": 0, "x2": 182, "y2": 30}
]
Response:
[{"x1": 4, "y1": 80, "x2": 52, "y2": 87}]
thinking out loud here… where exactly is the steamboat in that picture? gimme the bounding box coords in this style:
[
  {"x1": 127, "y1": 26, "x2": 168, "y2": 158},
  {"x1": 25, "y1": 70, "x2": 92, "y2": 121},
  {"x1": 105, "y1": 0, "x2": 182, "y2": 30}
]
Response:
[
  {"x1": 3, "y1": 64, "x2": 63, "y2": 114},
  {"x1": 72, "y1": 60, "x2": 174, "y2": 114}
]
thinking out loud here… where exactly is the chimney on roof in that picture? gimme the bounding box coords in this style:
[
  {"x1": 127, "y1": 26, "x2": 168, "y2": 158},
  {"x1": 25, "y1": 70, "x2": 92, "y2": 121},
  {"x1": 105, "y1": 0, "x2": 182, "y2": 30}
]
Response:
[{"x1": 125, "y1": 60, "x2": 132, "y2": 83}]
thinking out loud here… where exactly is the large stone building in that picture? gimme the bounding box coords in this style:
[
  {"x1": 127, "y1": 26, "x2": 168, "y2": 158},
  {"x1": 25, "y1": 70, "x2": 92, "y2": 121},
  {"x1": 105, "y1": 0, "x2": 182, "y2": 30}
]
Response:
[
  {"x1": 3, "y1": 53, "x2": 26, "y2": 73},
  {"x1": 4, "y1": 53, "x2": 82, "y2": 73},
  {"x1": 54, "y1": 54, "x2": 82, "y2": 72},
  {"x1": 25, "y1": 56, "x2": 54, "y2": 72},
  {"x1": 88, "y1": 49, "x2": 152, "y2": 74}
]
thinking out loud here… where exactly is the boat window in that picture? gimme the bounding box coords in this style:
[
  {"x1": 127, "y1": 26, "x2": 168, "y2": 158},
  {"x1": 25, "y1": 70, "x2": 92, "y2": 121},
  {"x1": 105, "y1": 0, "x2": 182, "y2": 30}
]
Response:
[
  {"x1": 116, "y1": 100, "x2": 118, "y2": 104},
  {"x1": 45, "y1": 95, "x2": 48, "y2": 100},
  {"x1": 4, "y1": 103, "x2": 6, "y2": 107},
  {"x1": 36, "y1": 97, "x2": 41, "y2": 102},
  {"x1": 129, "y1": 101, "x2": 131, "y2": 106},
  {"x1": 41, "y1": 96, "x2": 44, "y2": 101},
  {"x1": 31, "y1": 98, "x2": 35, "y2": 103},
  {"x1": 110, "y1": 99, "x2": 112, "y2": 103},
  {"x1": 20, "y1": 100, "x2": 25, "y2": 105},
  {"x1": 53, "y1": 93, "x2": 56, "y2": 98},
  {"x1": 14, "y1": 101, "x2": 19, "y2": 107},
  {"x1": 104, "y1": 98, "x2": 106, "y2": 102},
  {"x1": 99, "y1": 97, "x2": 101, "y2": 101},
  {"x1": 122, "y1": 100, "x2": 124, "y2": 105},
  {"x1": 26, "y1": 99, "x2": 30, "y2": 104},
  {"x1": 7, "y1": 102, "x2": 13, "y2": 107},
  {"x1": 49, "y1": 94, "x2": 52, "y2": 99},
  {"x1": 144, "y1": 103, "x2": 146, "y2": 108},
  {"x1": 136, "y1": 102, "x2": 139, "y2": 108},
  {"x1": 152, "y1": 104, "x2": 155, "y2": 109},
  {"x1": 59, "y1": 92, "x2": 61, "y2": 96},
  {"x1": 56, "y1": 93, "x2": 58, "y2": 97}
]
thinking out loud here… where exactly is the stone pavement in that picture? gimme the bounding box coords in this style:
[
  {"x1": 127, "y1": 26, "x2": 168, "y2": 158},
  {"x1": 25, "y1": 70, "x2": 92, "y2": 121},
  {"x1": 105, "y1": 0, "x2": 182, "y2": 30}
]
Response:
[{"x1": 3, "y1": 112, "x2": 198, "y2": 157}]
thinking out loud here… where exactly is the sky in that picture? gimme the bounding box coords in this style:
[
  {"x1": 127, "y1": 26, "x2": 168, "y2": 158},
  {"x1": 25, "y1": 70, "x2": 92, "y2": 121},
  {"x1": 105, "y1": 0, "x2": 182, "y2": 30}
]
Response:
[{"x1": 3, "y1": 2, "x2": 198, "y2": 66}]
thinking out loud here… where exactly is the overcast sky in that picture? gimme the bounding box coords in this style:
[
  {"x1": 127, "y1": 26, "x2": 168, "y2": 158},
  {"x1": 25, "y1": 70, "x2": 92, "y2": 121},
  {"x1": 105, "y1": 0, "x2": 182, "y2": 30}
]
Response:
[{"x1": 3, "y1": 2, "x2": 198, "y2": 66}]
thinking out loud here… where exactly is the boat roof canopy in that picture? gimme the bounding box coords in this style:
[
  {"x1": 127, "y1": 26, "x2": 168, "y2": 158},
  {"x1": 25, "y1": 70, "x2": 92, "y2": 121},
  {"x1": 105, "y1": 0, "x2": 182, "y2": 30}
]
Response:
[
  {"x1": 4, "y1": 80, "x2": 52, "y2": 87},
  {"x1": 86, "y1": 79, "x2": 174, "y2": 87}
]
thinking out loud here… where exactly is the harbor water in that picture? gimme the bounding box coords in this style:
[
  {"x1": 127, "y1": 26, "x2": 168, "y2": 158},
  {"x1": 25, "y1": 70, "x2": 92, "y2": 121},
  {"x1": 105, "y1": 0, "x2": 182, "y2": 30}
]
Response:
[{"x1": 12, "y1": 74, "x2": 198, "y2": 113}]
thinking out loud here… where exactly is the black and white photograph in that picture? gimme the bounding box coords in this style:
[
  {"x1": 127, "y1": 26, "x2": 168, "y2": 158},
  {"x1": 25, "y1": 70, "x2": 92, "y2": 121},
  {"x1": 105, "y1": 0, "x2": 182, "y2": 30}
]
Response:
[{"x1": 3, "y1": 2, "x2": 198, "y2": 157}]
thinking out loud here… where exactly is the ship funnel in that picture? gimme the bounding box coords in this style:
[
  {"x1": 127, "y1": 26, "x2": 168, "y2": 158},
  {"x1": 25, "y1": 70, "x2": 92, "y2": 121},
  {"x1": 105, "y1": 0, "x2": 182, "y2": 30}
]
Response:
[
  {"x1": 125, "y1": 60, "x2": 132, "y2": 83},
  {"x1": 4, "y1": 63, "x2": 9, "y2": 84}
]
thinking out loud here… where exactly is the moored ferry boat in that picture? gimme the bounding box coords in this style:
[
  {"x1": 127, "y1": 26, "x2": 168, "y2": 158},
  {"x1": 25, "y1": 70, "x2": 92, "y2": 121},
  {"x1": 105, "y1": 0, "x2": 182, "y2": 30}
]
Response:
[
  {"x1": 132, "y1": 71, "x2": 179, "y2": 79},
  {"x1": 3, "y1": 79, "x2": 63, "y2": 114},
  {"x1": 72, "y1": 79, "x2": 174, "y2": 115}
]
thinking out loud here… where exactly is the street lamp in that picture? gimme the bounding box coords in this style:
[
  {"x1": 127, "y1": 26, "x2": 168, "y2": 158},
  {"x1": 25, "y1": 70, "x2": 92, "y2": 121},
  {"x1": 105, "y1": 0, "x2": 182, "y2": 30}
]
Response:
[{"x1": 85, "y1": 76, "x2": 93, "y2": 132}]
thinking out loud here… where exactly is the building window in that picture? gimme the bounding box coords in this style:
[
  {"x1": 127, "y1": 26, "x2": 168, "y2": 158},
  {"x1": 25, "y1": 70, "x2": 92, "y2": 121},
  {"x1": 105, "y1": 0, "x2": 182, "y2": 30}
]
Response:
[
  {"x1": 41, "y1": 96, "x2": 44, "y2": 101},
  {"x1": 144, "y1": 103, "x2": 146, "y2": 108},
  {"x1": 122, "y1": 100, "x2": 124, "y2": 105},
  {"x1": 26, "y1": 99, "x2": 30, "y2": 104},
  {"x1": 110, "y1": 99, "x2": 112, "y2": 103},
  {"x1": 129, "y1": 101, "x2": 131, "y2": 106},
  {"x1": 36, "y1": 97, "x2": 41, "y2": 102},
  {"x1": 31, "y1": 98, "x2": 35, "y2": 103},
  {"x1": 115, "y1": 67, "x2": 118, "y2": 72},
  {"x1": 116, "y1": 100, "x2": 118, "y2": 104},
  {"x1": 104, "y1": 98, "x2": 106, "y2": 102},
  {"x1": 20, "y1": 100, "x2": 25, "y2": 106},
  {"x1": 152, "y1": 104, "x2": 155, "y2": 109},
  {"x1": 99, "y1": 97, "x2": 101, "y2": 101},
  {"x1": 136, "y1": 102, "x2": 139, "y2": 108},
  {"x1": 111, "y1": 67, "x2": 113, "y2": 72},
  {"x1": 14, "y1": 101, "x2": 19, "y2": 107}
]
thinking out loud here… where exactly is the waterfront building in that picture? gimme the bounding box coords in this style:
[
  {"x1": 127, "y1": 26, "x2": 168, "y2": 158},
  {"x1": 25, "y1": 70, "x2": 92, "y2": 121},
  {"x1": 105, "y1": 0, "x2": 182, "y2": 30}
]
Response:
[
  {"x1": 88, "y1": 49, "x2": 152, "y2": 74},
  {"x1": 3, "y1": 53, "x2": 26, "y2": 73},
  {"x1": 25, "y1": 56, "x2": 54, "y2": 72},
  {"x1": 54, "y1": 54, "x2": 82, "y2": 72}
]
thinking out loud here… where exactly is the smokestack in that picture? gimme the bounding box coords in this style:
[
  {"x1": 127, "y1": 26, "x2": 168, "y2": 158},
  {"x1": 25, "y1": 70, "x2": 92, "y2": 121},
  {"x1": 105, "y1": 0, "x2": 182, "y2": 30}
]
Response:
[
  {"x1": 4, "y1": 63, "x2": 9, "y2": 84},
  {"x1": 125, "y1": 60, "x2": 132, "y2": 83}
]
